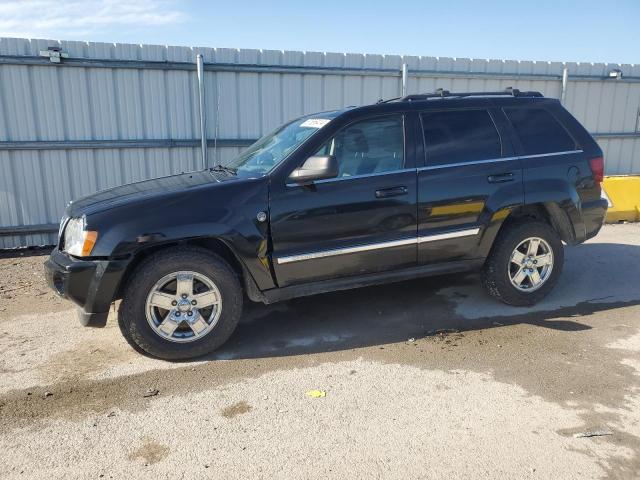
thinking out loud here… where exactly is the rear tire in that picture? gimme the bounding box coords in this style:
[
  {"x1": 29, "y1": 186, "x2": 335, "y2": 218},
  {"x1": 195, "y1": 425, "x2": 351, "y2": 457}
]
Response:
[
  {"x1": 118, "y1": 246, "x2": 243, "y2": 360},
  {"x1": 482, "y1": 221, "x2": 564, "y2": 306}
]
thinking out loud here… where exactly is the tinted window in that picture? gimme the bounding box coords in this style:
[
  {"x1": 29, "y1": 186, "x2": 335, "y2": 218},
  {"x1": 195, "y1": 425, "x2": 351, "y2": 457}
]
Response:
[
  {"x1": 421, "y1": 110, "x2": 502, "y2": 166},
  {"x1": 504, "y1": 107, "x2": 575, "y2": 155},
  {"x1": 315, "y1": 115, "x2": 404, "y2": 177}
]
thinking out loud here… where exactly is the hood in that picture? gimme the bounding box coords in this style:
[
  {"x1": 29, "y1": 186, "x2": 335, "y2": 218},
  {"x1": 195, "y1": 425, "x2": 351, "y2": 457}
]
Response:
[{"x1": 67, "y1": 170, "x2": 234, "y2": 216}]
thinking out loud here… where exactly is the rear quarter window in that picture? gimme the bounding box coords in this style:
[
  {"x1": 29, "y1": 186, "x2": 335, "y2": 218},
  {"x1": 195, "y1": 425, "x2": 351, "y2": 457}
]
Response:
[
  {"x1": 420, "y1": 109, "x2": 502, "y2": 166},
  {"x1": 504, "y1": 107, "x2": 576, "y2": 155}
]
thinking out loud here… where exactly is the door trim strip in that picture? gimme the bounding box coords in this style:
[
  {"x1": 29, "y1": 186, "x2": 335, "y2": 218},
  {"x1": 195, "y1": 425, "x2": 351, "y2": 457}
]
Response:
[
  {"x1": 276, "y1": 237, "x2": 417, "y2": 264},
  {"x1": 276, "y1": 227, "x2": 481, "y2": 264},
  {"x1": 417, "y1": 227, "x2": 480, "y2": 243}
]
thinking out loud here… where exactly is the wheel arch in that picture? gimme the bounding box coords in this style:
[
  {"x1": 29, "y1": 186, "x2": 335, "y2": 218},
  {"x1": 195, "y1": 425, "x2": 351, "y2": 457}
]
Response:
[
  {"x1": 479, "y1": 202, "x2": 578, "y2": 258},
  {"x1": 115, "y1": 237, "x2": 265, "y2": 303}
]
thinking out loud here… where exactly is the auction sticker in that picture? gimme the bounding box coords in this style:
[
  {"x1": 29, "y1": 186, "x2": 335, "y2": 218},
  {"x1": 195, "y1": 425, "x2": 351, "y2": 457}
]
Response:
[{"x1": 300, "y1": 118, "x2": 331, "y2": 128}]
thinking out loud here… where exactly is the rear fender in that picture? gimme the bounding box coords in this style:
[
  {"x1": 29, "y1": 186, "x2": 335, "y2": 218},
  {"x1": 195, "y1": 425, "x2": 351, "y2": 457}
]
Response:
[{"x1": 477, "y1": 198, "x2": 584, "y2": 258}]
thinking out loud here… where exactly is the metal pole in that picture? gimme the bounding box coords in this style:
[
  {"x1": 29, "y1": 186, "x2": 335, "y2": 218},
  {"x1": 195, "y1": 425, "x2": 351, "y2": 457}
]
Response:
[
  {"x1": 560, "y1": 67, "x2": 569, "y2": 105},
  {"x1": 401, "y1": 63, "x2": 408, "y2": 97},
  {"x1": 196, "y1": 54, "x2": 208, "y2": 169}
]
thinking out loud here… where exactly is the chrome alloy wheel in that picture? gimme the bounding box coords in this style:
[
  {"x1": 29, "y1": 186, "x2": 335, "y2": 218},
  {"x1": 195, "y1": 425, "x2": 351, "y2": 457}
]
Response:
[
  {"x1": 145, "y1": 271, "x2": 222, "y2": 343},
  {"x1": 508, "y1": 237, "x2": 554, "y2": 292}
]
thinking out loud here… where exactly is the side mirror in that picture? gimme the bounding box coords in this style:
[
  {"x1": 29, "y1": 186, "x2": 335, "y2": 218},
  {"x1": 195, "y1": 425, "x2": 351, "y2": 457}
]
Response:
[{"x1": 288, "y1": 155, "x2": 338, "y2": 184}]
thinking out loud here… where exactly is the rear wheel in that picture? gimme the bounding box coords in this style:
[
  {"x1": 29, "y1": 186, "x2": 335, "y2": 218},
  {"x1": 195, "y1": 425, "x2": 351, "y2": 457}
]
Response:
[
  {"x1": 118, "y1": 247, "x2": 243, "y2": 360},
  {"x1": 482, "y1": 221, "x2": 564, "y2": 306}
]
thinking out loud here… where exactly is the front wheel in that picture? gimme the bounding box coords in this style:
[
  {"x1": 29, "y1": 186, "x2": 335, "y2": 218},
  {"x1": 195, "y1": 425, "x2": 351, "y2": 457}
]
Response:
[
  {"x1": 482, "y1": 221, "x2": 564, "y2": 306},
  {"x1": 118, "y1": 247, "x2": 243, "y2": 360}
]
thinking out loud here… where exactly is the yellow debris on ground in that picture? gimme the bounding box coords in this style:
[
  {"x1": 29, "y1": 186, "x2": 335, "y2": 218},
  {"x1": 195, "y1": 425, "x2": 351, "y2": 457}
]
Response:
[{"x1": 305, "y1": 390, "x2": 326, "y2": 398}]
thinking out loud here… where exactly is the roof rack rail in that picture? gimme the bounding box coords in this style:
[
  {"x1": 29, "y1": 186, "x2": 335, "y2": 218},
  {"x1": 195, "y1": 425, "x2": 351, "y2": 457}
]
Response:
[{"x1": 388, "y1": 87, "x2": 543, "y2": 103}]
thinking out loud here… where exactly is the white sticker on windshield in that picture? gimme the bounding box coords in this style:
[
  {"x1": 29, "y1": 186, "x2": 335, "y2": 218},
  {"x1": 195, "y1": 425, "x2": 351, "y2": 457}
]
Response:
[{"x1": 300, "y1": 118, "x2": 331, "y2": 129}]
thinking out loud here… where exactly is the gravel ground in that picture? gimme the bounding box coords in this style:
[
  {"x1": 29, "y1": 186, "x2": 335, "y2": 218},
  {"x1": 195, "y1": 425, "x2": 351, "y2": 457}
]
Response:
[
  {"x1": 0, "y1": 247, "x2": 67, "y2": 317},
  {"x1": 0, "y1": 224, "x2": 639, "y2": 479}
]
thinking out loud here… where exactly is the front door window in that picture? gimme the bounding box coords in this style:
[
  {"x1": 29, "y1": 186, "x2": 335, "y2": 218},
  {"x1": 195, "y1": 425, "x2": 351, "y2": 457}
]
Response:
[{"x1": 315, "y1": 115, "x2": 405, "y2": 177}]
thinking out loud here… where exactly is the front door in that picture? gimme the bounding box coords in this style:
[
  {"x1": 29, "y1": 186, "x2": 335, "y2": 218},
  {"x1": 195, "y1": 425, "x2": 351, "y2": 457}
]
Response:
[
  {"x1": 269, "y1": 114, "x2": 418, "y2": 287},
  {"x1": 417, "y1": 108, "x2": 523, "y2": 264}
]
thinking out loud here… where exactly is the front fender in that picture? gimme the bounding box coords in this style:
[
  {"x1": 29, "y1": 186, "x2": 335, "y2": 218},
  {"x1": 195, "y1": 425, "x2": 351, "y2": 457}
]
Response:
[{"x1": 86, "y1": 177, "x2": 275, "y2": 290}]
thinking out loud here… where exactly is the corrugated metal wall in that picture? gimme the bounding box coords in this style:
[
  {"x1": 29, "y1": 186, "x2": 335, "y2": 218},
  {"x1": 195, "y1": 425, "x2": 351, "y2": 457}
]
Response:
[{"x1": 1, "y1": 37, "x2": 639, "y2": 248}]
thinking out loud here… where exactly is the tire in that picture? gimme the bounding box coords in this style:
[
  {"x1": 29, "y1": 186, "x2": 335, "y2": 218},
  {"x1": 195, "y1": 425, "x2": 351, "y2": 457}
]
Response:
[
  {"x1": 118, "y1": 246, "x2": 243, "y2": 360},
  {"x1": 482, "y1": 220, "x2": 564, "y2": 306}
]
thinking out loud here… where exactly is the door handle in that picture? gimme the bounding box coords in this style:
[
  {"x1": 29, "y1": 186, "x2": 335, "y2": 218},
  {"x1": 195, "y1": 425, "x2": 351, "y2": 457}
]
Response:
[
  {"x1": 375, "y1": 186, "x2": 408, "y2": 198},
  {"x1": 487, "y1": 172, "x2": 514, "y2": 183}
]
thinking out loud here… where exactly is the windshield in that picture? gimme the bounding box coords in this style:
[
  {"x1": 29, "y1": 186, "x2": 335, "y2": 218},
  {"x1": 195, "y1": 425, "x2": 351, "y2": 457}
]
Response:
[{"x1": 221, "y1": 113, "x2": 339, "y2": 177}]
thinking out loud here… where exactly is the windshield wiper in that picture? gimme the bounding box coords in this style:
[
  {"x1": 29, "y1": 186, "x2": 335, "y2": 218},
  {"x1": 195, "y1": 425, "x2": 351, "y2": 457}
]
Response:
[{"x1": 209, "y1": 164, "x2": 238, "y2": 175}]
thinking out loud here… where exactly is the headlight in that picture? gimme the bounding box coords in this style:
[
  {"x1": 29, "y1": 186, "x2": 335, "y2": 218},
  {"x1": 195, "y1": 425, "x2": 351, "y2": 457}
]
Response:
[{"x1": 63, "y1": 217, "x2": 98, "y2": 257}]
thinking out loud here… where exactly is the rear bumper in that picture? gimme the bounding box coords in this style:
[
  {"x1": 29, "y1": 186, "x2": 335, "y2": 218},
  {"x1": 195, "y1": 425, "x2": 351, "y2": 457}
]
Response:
[
  {"x1": 582, "y1": 198, "x2": 608, "y2": 241},
  {"x1": 44, "y1": 248, "x2": 128, "y2": 327}
]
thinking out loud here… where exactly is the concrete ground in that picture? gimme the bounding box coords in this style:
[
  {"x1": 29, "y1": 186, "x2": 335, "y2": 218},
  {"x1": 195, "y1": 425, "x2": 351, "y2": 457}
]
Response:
[{"x1": 0, "y1": 224, "x2": 639, "y2": 479}]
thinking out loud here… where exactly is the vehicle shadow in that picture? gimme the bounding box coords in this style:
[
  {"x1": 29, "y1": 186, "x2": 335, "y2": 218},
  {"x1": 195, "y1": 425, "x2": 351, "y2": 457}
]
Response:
[{"x1": 205, "y1": 242, "x2": 640, "y2": 361}]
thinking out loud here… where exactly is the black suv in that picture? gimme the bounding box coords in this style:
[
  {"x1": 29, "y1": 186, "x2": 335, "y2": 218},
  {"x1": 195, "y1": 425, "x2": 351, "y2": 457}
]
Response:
[{"x1": 45, "y1": 89, "x2": 607, "y2": 359}]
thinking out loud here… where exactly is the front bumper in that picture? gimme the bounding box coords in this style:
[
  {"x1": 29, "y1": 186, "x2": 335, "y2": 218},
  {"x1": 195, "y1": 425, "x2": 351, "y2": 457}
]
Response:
[{"x1": 44, "y1": 248, "x2": 128, "y2": 327}]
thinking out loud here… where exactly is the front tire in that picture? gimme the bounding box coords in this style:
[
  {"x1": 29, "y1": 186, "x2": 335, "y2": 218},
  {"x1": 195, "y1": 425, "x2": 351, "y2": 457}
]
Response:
[
  {"x1": 482, "y1": 221, "x2": 564, "y2": 306},
  {"x1": 118, "y1": 247, "x2": 243, "y2": 360}
]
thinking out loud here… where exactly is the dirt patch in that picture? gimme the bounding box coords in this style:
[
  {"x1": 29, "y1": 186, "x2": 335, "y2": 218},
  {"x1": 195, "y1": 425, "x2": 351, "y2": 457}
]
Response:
[
  {"x1": 221, "y1": 400, "x2": 252, "y2": 418},
  {"x1": 0, "y1": 250, "x2": 68, "y2": 320},
  {"x1": 37, "y1": 342, "x2": 135, "y2": 384},
  {"x1": 0, "y1": 353, "x2": 307, "y2": 431},
  {"x1": 128, "y1": 437, "x2": 170, "y2": 465}
]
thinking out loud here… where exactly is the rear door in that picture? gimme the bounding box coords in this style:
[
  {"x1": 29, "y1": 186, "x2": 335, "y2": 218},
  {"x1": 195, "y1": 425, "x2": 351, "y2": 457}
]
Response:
[
  {"x1": 417, "y1": 107, "x2": 523, "y2": 264},
  {"x1": 269, "y1": 114, "x2": 419, "y2": 287}
]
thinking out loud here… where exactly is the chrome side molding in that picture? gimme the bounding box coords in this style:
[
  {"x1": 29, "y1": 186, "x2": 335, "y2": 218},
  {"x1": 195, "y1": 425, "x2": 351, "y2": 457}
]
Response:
[
  {"x1": 276, "y1": 227, "x2": 481, "y2": 264},
  {"x1": 417, "y1": 227, "x2": 480, "y2": 243},
  {"x1": 276, "y1": 237, "x2": 416, "y2": 264}
]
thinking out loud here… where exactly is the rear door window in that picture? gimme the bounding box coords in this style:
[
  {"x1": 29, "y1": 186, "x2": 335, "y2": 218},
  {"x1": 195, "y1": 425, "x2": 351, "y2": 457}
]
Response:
[
  {"x1": 504, "y1": 107, "x2": 576, "y2": 155},
  {"x1": 420, "y1": 110, "x2": 502, "y2": 166}
]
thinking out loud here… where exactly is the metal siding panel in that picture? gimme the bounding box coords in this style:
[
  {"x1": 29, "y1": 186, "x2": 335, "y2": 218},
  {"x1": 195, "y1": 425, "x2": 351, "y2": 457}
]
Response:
[
  {"x1": 2, "y1": 65, "x2": 37, "y2": 140},
  {"x1": 236, "y1": 50, "x2": 261, "y2": 139},
  {"x1": 302, "y1": 51, "x2": 325, "y2": 114},
  {"x1": 323, "y1": 52, "x2": 344, "y2": 110},
  {"x1": 606, "y1": 138, "x2": 623, "y2": 174},
  {"x1": 622, "y1": 84, "x2": 640, "y2": 132},
  {"x1": 94, "y1": 149, "x2": 123, "y2": 191},
  {"x1": 363, "y1": 54, "x2": 385, "y2": 103},
  {"x1": 121, "y1": 148, "x2": 148, "y2": 183},
  {"x1": 343, "y1": 54, "x2": 364, "y2": 106},
  {"x1": 209, "y1": 146, "x2": 238, "y2": 167},
  {"x1": 263, "y1": 51, "x2": 286, "y2": 129},
  {"x1": 165, "y1": 45, "x2": 197, "y2": 141},
  {"x1": 139, "y1": 44, "x2": 170, "y2": 141},
  {"x1": 1, "y1": 37, "x2": 640, "y2": 246},
  {"x1": 0, "y1": 151, "x2": 20, "y2": 235},
  {"x1": 381, "y1": 55, "x2": 401, "y2": 100},
  {"x1": 282, "y1": 49, "x2": 305, "y2": 122},
  {"x1": 416, "y1": 56, "x2": 437, "y2": 94},
  {"x1": 68, "y1": 149, "x2": 99, "y2": 198},
  {"x1": 11, "y1": 150, "x2": 48, "y2": 245},
  {"x1": 617, "y1": 138, "x2": 640, "y2": 175},
  {"x1": 59, "y1": 63, "x2": 93, "y2": 140},
  {"x1": 40, "y1": 150, "x2": 73, "y2": 221}
]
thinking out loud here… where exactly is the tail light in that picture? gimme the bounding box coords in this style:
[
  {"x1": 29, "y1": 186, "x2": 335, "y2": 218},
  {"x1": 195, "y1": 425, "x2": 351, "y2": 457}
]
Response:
[{"x1": 589, "y1": 156, "x2": 604, "y2": 184}]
